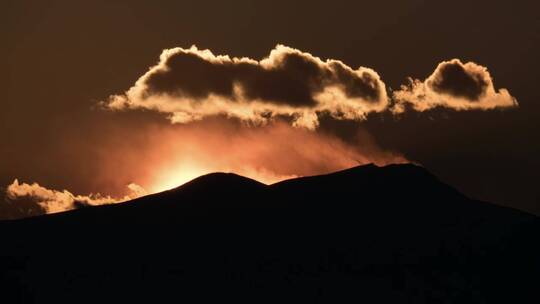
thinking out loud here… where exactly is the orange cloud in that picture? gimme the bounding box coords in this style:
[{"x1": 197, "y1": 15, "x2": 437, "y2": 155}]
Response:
[{"x1": 392, "y1": 59, "x2": 518, "y2": 113}]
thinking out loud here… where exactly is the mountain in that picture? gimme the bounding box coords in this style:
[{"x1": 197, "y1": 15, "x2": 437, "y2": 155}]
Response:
[{"x1": 1, "y1": 164, "x2": 539, "y2": 303}]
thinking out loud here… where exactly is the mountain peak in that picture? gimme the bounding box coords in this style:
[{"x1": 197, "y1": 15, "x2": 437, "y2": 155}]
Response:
[{"x1": 169, "y1": 171, "x2": 266, "y2": 193}]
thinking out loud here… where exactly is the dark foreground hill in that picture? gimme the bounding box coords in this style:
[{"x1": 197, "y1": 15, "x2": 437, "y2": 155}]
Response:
[{"x1": 1, "y1": 164, "x2": 539, "y2": 303}]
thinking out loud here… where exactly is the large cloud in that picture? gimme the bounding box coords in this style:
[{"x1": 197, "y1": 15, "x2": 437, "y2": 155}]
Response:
[
  {"x1": 392, "y1": 59, "x2": 517, "y2": 113},
  {"x1": 5, "y1": 180, "x2": 146, "y2": 215},
  {"x1": 106, "y1": 45, "x2": 389, "y2": 129}
]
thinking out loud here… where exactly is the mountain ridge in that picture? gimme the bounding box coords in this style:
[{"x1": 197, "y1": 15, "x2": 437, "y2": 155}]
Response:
[
  {"x1": 6, "y1": 163, "x2": 523, "y2": 222},
  {"x1": 0, "y1": 163, "x2": 538, "y2": 303}
]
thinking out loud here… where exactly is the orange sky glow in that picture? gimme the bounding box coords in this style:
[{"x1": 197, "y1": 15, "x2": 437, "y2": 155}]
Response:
[
  {"x1": 4, "y1": 117, "x2": 407, "y2": 216},
  {"x1": 132, "y1": 119, "x2": 407, "y2": 194}
]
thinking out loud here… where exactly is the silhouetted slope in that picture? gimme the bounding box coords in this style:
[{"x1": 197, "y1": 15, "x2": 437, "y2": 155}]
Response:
[{"x1": 1, "y1": 164, "x2": 538, "y2": 303}]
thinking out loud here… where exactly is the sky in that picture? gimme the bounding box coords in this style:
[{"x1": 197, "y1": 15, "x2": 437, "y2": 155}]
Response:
[{"x1": 1, "y1": 0, "x2": 539, "y2": 218}]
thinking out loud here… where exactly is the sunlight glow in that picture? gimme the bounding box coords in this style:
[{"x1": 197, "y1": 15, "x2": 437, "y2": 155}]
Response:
[
  {"x1": 149, "y1": 161, "x2": 298, "y2": 194},
  {"x1": 150, "y1": 162, "x2": 212, "y2": 192}
]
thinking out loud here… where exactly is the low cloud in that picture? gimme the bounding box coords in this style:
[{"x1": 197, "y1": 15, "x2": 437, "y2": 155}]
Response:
[
  {"x1": 392, "y1": 59, "x2": 517, "y2": 113},
  {"x1": 106, "y1": 45, "x2": 389, "y2": 129},
  {"x1": 5, "y1": 180, "x2": 146, "y2": 216}
]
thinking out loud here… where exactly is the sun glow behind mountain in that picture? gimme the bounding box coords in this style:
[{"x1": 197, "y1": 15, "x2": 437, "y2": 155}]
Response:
[
  {"x1": 149, "y1": 160, "x2": 299, "y2": 192},
  {"x1": 143, "y1": 120, "x2": 405, "y2": 193},
  {"x1": 150, "y1": 162, "x2": 212, "y2": 192}
]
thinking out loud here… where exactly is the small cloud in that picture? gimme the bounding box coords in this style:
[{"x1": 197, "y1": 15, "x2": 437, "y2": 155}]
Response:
[
  {"x1": 392, "y1": 59, "x2": 517, "y2": 113},
  {"x1": 5, "y1": 179, "x2": 147, "y2": 215}
]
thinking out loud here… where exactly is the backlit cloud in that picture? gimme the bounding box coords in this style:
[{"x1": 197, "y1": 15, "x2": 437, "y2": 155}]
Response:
[
  {"x1": 106, "y1": 45, "x2": 389, "y2": 129},
  {"x1": 105, "y1": 46, "x2": 518, "y2": 125},
  {"x1": 392, "y1": 59, "x2": 517, "y2": 113}
]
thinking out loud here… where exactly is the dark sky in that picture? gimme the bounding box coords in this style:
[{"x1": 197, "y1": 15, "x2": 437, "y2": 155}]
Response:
[{"x1": 2, "y1": 0, "x2": 539, "y2": 215}]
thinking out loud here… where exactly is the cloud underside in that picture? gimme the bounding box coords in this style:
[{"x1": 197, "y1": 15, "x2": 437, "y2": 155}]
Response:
[{"x1": 106, "y1": 46, "x2": 517, "y2": 128}]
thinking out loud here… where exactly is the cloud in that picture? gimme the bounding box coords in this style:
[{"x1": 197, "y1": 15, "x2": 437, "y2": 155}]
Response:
[
  {"x1": 392, "y1": 59, "x2": 517, "y2": 113},
  {"x1": 105, "y1": 46, "x2": 518, "y2": 125},
  {"x1": 5, "y1": 180, "x2": 146, "y2": 215},
  {"x1": 105, "y1": 45, "x2": 389, "y2": 129}
]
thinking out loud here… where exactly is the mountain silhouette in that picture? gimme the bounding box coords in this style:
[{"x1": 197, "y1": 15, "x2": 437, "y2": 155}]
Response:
[{"x1": 1, "y1": 164, "x2": 538, "y2": 303}]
